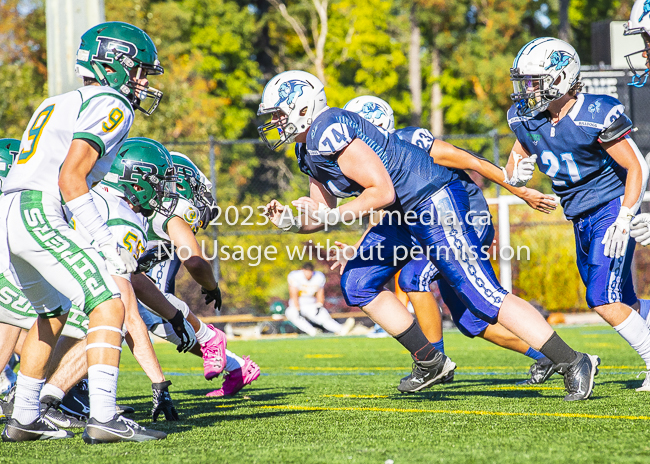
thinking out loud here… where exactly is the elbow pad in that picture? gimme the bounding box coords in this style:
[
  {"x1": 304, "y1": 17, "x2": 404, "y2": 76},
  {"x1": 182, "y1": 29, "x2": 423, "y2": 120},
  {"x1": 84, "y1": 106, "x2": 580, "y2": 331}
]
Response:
[{"x1": 599, "y1": 114, "x2": 634, "y2": 143}]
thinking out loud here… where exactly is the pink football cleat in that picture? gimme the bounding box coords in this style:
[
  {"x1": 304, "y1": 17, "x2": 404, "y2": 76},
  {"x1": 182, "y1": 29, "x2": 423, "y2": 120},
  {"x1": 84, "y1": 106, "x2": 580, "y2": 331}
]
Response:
[
  {"x1": 206, "y1": 356, "x2": 260, "y2": 397},
  {"x1": 201, "y1": 324, "x2": 227, "y2": 380}
]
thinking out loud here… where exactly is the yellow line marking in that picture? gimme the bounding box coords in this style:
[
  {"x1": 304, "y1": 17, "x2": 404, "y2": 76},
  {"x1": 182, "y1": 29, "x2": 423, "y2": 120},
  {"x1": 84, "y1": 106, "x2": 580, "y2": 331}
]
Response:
[
  {"x1": 252, "y1": 405, "x2": 650, "y2": 421},
  {"x1": 487, "y1": 386, "x2": 565, "y2": 391},
  {"x1": 285, "y1": 365, "x2": 643, "y2": 372},
  {"x1": 323, "y1": 394, "x2": 389, "y2": 398},
  {"x1": 304, "y1": 354, "x2": 344, "y2": 359}
]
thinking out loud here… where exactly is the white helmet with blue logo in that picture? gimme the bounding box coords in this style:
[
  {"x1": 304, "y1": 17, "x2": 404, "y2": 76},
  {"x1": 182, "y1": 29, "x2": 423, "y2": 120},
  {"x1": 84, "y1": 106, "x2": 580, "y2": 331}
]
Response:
[
  {"x1": 343, "y1": 96, "x2": 395, "y2": 133},
  {"x1": 258, "y1": 70, "x2": 327, "y2": 150},
  {"x1": 624, "y1": 0, "x2": 650, "y2": 87},
  {"x1": 510, "y1": 37, "x2": 581, "y2": 116}
]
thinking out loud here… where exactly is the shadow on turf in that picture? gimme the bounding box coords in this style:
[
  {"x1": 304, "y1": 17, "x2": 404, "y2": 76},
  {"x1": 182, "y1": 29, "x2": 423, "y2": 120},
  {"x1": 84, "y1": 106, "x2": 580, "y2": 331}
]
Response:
[{"x1": 111, "y1": 387, "x2": 308, "y2": 432}]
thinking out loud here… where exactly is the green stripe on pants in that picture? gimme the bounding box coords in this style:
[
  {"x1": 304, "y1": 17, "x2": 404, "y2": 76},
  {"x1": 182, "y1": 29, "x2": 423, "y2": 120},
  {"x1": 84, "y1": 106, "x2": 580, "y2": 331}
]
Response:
[{"x1": 20, "y1": 190, "x2": 114, "y2": 314}]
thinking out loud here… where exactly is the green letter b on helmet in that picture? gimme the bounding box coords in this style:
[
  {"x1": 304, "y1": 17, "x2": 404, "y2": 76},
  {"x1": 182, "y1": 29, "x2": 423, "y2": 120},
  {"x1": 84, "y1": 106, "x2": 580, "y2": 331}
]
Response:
[
  {"x1": 102, "y1": 137, "x2": 179, "y2": 216},
  {"x1": 75, "y1": 21, "x2": 164, "y2": 115}
]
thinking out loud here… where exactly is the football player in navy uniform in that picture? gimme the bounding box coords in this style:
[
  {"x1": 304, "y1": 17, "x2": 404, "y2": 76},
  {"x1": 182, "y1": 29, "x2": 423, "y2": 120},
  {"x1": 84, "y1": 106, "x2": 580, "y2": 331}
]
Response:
[
  {"x1": 343, "y1": 96, "x2": 555, "y2": 388},
  {"x1": 505, "y1": 38, "x2": 650, "y2": 391},
  {"x1": 259, "y1": 70, "x2": 599, "y2": 400}
]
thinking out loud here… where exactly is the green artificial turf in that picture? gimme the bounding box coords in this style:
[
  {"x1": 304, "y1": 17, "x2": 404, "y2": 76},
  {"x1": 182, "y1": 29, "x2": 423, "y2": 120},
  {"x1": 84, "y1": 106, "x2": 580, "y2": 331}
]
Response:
[{"x1": 2, "y1": 325, "x2": 650, "y2": 464}]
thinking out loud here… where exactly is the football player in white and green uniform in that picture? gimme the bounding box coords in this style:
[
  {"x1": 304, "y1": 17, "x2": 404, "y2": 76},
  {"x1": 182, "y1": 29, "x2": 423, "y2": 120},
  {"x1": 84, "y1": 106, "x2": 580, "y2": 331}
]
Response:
[
  {"x1": 0, "y1": 22, "x2": 166, "y2": 443},
  {"x1": 1, "y1": 138, "x2": 184, "y2": 426},
  {"x1": 133, "y1": 151, "x2": 260, "y2": 396}
]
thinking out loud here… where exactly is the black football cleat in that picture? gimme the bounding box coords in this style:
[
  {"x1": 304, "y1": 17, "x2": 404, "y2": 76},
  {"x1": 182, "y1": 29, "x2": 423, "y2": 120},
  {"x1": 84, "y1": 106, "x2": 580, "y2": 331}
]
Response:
[
  {"x1": 2, "y1": 417, "x2": 73, "y2": 442},
  {"x1": 557, "y1": 352, "x2": 600, "y2": 401},
  {"x1": 516, "y1": 357, "x2": 557, "y2": 386},
  {"x1": 40, "y1": 395, "x2": 86, "y2": 428},
  {"x1": 82, "y1": 414, "x2": 167, "y2": 444},
  {"x1": 397, "y1": 352, "x2": 456, "y2": 393},
  {"x1": 60, "y1": 380, "x2": 134, "y2": 420}
]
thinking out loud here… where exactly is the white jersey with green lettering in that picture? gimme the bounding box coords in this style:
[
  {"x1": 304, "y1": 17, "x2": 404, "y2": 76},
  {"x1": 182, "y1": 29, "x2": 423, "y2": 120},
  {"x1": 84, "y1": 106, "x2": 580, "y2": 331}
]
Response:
[
  {"x1": 74, "y1": 186, "x2": 149, "y2": 278},
  {"x1": 3, "y1": 85, "x2": 134, "y2": 197}
]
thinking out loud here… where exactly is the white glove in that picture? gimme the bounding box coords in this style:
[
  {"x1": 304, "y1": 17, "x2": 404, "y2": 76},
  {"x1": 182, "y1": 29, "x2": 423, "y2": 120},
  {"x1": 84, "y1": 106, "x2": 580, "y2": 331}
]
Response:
[
  {"x1": 99, "y1": 242, "x2": 138, "y2": 275},
  {"x1": 502, "y1": 154, "x2": 537, "y2": 187},
  {"x1": 631, "y1": 213, "x2": 650, "y2": 246},
  {"x1": 308, "y1": 203, "x2": 341, "y2": 227},
  {"x1": 602, "y1": 206, "x2": 634, "y2": 259},
  {"x1": 276, "y1": 205, "x2": 301, "y2": 232}
]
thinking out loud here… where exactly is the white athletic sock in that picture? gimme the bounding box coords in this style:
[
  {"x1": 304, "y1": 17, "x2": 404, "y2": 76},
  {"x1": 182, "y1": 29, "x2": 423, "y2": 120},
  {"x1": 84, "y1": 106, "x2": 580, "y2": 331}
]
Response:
[
  {"x1": 614, "y1": 311, "x2": 650, "y2": 369},
  {"x1": 13, "y1": 372, "x2": 45, "y2": 425},
  {"x1": 225, "y1": 350, "x2": 245, "y2": 372},
  {"x1": 88, "y1": 364, "x2": 119, "y2": 423},
  {"x1": 196, "y1": 321, "x2": 216, "y2": 345},
  {"x1": 39, "y1": 383, "x2": 65, "y2": 402},
  {"x1": 640, "y1": 299, "x2": 650, "y2": 327}
]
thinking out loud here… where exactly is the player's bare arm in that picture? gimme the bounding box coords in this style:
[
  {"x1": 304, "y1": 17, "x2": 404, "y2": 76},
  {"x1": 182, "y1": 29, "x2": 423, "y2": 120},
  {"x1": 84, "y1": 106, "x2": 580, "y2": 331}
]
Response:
[
  {"x1": 429, "y1": 138, "x2": 555, "y2": 213},
  {"x1": 292, "y1": 139, "x2": 396, "y2": 225},
  {"x1": 166, "y1": 216, "x2": 218, "y2": 292},
  {"x1": 602, "y1": 137, "x2": 649, "y2": 212},
  {"x1": 59, "y1": 140, "x2": 100, "y2": 201}
]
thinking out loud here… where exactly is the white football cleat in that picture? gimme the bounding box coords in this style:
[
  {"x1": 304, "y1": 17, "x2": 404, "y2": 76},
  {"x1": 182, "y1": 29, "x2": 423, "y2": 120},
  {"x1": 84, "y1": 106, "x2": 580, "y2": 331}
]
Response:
[{"x1": 636, "y1": 371, "x2": 650, "y2": 392}]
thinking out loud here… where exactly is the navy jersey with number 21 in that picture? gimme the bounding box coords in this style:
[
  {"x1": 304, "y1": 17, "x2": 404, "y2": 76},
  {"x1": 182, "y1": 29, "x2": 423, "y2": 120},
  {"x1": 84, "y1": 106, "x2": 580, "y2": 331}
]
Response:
[{"x1": 508, "y1": 93, "x2": 628, "y2": 220}]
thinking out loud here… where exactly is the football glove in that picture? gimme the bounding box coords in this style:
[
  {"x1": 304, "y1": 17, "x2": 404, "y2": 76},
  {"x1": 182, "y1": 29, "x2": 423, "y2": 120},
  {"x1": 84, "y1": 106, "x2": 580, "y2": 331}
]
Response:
[
  {"x1": 135, "y1": 245, "x2": 175, "y2": 273},
  {"x1": 100, "y1": 242, "x2": 138, "y2": 275},
  {"x1": 200, "y1": 193, "x2": 219, "y2": 230},
  {"x1": 201, "y1": 284, "x2": 222, "y2": 311},
  {"x1": 503, "y1": 154, "x2": 537, "y2": 187},
  {"x1": 602, "y1": 206, "x2": 634, "y2": 259},
  {"x1": 631, "y1": 213, "x2": 650, "y2": 246},
  {"x1": 168, "y1": 310, "x2": 197, "y2": 353},
  {"x1": 151, "y1": 380, "x2": 179, "y2": 422}
]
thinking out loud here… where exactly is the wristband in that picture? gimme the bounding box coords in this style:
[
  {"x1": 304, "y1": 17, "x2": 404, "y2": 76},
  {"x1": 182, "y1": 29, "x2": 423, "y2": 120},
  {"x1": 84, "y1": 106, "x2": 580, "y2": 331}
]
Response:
[
  {"x1": 315, "y1": 203, "x2": 342, "y2": 227},
  {"x1": 618, "y1": 206, "x2": 634, "y2": 221}
]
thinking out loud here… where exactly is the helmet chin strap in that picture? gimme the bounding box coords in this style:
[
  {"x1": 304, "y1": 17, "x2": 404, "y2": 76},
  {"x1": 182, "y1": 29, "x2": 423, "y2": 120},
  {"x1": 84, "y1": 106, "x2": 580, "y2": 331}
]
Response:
[{"x1": 629, "y1": 70, "x2": 649, "y2": 88}]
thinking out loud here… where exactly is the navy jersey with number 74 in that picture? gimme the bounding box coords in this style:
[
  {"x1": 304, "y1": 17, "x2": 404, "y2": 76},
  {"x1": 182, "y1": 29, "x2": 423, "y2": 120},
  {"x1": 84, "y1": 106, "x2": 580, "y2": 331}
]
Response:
[{"x1": 295, "y1": 108, "x2": 457, "y2": 212}]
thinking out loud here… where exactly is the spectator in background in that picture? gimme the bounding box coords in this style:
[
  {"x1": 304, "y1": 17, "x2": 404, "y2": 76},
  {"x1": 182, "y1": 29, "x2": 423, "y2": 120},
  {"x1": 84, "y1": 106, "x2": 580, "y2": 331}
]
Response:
[{"x1": 286, "y1": 263, "x2": 355, "y2": 336}]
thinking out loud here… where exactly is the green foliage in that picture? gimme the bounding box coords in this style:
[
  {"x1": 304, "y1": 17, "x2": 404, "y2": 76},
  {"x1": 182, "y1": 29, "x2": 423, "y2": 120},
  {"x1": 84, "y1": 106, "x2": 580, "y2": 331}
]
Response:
[
  {"x1": 0, "y1": 0, "x2": 47, "y2": 138},
  {"x1": 3, "y1": 0, "x2": 636, "y2": 314}
]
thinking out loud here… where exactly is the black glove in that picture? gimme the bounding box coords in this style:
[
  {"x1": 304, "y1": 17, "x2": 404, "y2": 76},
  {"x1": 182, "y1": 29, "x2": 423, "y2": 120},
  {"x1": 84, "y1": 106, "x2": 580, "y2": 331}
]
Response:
[
  {"x1": 151, "y1": 380, "x2": 179, "y2": 422},
  {"x1": 201, "y1": 284, "x2": 222, "y2": 311},
  {"x1": 199, "y1": 193, "x2": 219, "y2": 230},
  {"x1": 168, "y1": 310, "x2": 197, "y2": 353},
  {"x1": 135, "y1": 245, "x2": 175, "y2": 273}
]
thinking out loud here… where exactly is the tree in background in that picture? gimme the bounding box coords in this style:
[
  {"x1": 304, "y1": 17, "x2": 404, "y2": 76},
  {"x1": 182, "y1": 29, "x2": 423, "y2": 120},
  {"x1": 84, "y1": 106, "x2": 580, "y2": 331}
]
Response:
[{"x1": 0, "y1": 0, "x2": 47, "y2": 138}]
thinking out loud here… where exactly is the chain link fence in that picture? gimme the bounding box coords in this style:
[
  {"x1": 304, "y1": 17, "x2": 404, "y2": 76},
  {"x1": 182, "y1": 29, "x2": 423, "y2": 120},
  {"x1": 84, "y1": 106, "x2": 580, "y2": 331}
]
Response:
[{"x1": 164, "y1": 133, "x2": 650, "y2": 316}]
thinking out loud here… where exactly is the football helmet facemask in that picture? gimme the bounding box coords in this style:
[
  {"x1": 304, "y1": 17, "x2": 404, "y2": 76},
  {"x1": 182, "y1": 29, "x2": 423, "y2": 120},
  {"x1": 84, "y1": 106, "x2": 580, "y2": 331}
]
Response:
[
  {"x1": 258, "y1": 70, "x2": 327, "y2": 151},
  {"x1": 624, "y1": 0, "x2": 650, "y2": 87},
  {"x1": 510, "y1": 37, "x2": 581, "y2": 117},
  {"x1": 75, "y1": 21, "x2": 164, "y2": 115},
  {"x1": 170, "y1": 151, "x2": 214, "y2": 228}
]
